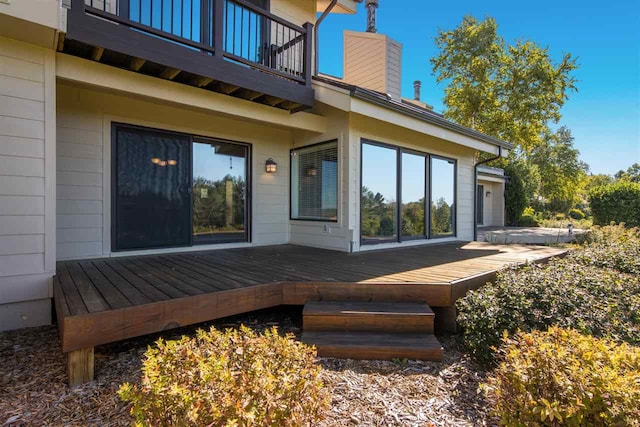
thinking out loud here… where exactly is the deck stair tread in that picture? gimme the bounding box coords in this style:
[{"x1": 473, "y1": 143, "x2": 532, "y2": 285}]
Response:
[
  {"x1": 303, "y1": 301, "x2": 435, "y2": 334},
  {"x1": 304, "y1": 301, "x2": 434, "y2": 316},
  {"x1": 301, "y1": 331, "x2": 444, "y2": 361}
]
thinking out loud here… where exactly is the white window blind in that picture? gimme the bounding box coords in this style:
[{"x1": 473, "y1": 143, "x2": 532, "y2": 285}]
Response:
[{"x1": 291, "y1": 141, "x2": 338, "y2": 221}]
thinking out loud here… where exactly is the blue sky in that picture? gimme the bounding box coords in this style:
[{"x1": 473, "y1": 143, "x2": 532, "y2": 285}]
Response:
[{"x1": 318, "y1": 0, "x2": 640, "y2": 175}]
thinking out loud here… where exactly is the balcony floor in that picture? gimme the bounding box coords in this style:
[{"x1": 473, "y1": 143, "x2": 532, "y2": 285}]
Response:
[{"x1": 54, "y1": 242, "x2": 566, "y2": 352}]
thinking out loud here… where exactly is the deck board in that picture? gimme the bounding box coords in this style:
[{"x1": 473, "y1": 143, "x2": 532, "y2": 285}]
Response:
[{"x1": 55, "y1": 242, "x2": 566, "y2": 352}]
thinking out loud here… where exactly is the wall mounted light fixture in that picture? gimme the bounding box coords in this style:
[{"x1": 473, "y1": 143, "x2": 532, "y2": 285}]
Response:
[{"x1": 265, "y1": 158, "x2": 277, "y2": 173}]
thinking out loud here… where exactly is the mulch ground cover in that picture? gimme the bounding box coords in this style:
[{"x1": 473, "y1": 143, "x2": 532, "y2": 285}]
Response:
[{"x1": 0, "y1": 307, "x2": 495, "y2": 426}]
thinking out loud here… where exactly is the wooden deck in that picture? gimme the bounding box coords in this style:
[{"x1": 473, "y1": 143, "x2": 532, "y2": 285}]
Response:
[{"x1": 54, "y1": 242, "x2": 566, "y2": 354}]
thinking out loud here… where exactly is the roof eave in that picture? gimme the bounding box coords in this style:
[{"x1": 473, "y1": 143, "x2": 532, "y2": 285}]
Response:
[{"x1": 350, "y1": 88, "x2": 513, "y2": 150}]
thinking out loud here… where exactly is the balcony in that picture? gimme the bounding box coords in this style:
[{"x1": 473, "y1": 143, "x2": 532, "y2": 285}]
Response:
[{"x1": 62, "y1": 0, "x2": 315, "y2": 110}]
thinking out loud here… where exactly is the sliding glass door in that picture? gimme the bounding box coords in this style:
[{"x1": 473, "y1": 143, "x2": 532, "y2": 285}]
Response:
[
  {"x1": 113, "y1": 124, "x2": 250, "y2": 251},
  {"x1": 192, "y1": 140, "x2": 248, "y2": 244},
  {"x1": 113, "y1": 126, "x2": 192, "y2": 250}
]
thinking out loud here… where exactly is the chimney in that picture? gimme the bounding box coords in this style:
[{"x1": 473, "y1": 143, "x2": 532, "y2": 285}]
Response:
[
  {"x1": 413, "y1": 80, "x2": 421, "y2": 101},
  {"x1": 365, "y1": 0, "x2": 378, "y2": 33},
  {"x1": 343, "y1": 30, "x2": 402, "y2": 101}
]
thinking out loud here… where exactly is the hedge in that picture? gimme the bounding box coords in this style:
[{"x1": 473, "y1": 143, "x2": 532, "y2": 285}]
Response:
[{"x1": 588, "y1": 180, "x2": 640, "y2": 226}]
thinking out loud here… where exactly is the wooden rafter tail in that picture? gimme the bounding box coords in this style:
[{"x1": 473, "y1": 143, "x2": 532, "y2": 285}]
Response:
[
  {"x1": 129, "y1": 57, "x2": 146, "y2": 71},
  {"x1": 159, "y1": 67, "x2": 181, "y2": 80}
]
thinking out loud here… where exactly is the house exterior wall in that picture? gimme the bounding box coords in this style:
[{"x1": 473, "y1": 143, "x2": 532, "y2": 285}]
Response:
[
  {"x1": 0, "y1": 36, "x2": 56, "y2": 330},
  {"x1": 289, "y1": 103, "x2": 352, "y2": 251},
  {"x1": 271, "y1": 0, "x2": 316, "y2": 26},
  {"x1": 477, "y1": 178, "x2": 505, "y2": 227},
  {"x1": 56, "y1": 82, "x2": 293, "y2": 260},
  {"x1": 0, "y1": 0, "x2": 64, "y2": 49}
]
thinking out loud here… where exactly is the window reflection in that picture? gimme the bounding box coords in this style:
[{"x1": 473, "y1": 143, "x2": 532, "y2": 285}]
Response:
[
  {"x1": 361, "y1": 143, "x2": 397, "y2": 241},
  {"x1": 430, "y1": 157, "x2": 455, "y2": 236},
  {"x1": 192, "y1": 140, "x2": 247, "y2": 244},
  {"x1": 401, "y1": 152, "x2": 426, "y2": 238},
  {"x1": 114, "y1": 127, "x2": 191, "y2": 250},
  {"x1": 291, "y1": 141, "x2": 338, "y2": 221}
]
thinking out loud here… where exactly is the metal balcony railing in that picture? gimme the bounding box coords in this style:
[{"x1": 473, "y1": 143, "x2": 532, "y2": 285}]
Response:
[{"x1": 74, "y1": 0, "x2": 312, "y2": 85}]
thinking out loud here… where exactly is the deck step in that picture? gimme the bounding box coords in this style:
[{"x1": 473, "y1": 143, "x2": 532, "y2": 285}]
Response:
[
  {"x1": 303, "y1": 301, "x2": 434, "y2": 333},
  {"x1": 301, "y1": 331, "x2": 444, "y2": 361}
]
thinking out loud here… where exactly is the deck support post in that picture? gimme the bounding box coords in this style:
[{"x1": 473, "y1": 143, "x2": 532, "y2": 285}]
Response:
[
  {"x1": 67, "y1": 347, "x2": 94, "y2": 387},
  {"x1": 432, "y1": 306, "x2": 458, "y2": 333}
]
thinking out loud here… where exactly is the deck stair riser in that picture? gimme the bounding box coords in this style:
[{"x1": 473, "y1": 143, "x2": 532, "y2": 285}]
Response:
[
  {"x1": 302, "y1": 331, "x2": 443, "y2": 361},
  {"x1": 303, "y1": 301, "x2": 434, "y2": 334},
  {"x1": 302, "y1": 301, "x2": 443, "y2": 361}
]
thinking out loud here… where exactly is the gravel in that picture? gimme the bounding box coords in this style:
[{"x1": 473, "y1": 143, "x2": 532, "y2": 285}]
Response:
[{"x1": 0, "y1": 307, "x2": 495, "y2": 426}]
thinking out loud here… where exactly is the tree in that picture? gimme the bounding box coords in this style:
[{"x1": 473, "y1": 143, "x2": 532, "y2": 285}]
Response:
[
  {"x1": 530, "y1": 126, "x2": 589, "y2": 212},
  {"x1": 431, "y1": 198, "x2": 453, "y2": 234},
  {"x1": 584, "y1": 173, "x2": 614, "y2": 191},
  {"x1": 615, "y1": 163, "x2": 640, "y2": 183},
  {"x1": 431, "y1": 16, "x2": 578, "y2": 153},
  {"x1": 503, "y1": 161, "x2": 529, "y2": 225},
  {"x1": 361, "y1": 187, "x2": 396, "y2": 237}
]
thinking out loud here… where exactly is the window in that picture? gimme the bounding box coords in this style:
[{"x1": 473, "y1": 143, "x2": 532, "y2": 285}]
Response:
[
  {"x1": 431, "y1": 156, "x2": 456, "y2": 236},
  {"x1": 361, "y1": 143, "x2": 398, "y2": 241},
  {"x1": 360, "y1": 139, "x2": 457, "y2": 244},
  {"x1": 401, "y1": 152, "x2": 427, "y2": 238},
  {"x1": 291, "y1": 141, "x2": 338, "y2": 221},
  {"x1": 192, "y1": 140, "x2": 249, "y2": 244}
]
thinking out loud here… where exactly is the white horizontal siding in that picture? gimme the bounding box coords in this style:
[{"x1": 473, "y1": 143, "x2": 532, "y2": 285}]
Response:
[
  {"x1": 0, "y1": 253, "x2": 44, "y2": 276},
  {"x1": 0, "y1": 37, "x2": 48, "y2": 285},
  {"x1": 0, "y1": 175, "x2": 45, "y2": 196},
  {"x1": 0, "y1": 95, "x2": 45, "y2": 121},
  {"x1": 0, "y1": 215, "x2": 45, "y2": 235},
  {"x1": 0, "y1": 74, "x2": 44, "y2": 101},
  {"x1": 0, "y1": 155, "x2": 44, "y2": 176},
  {"x1": 0, "y1": 195, "x2": 44, "y2": 215},
  {"x1": 0, "y1": 235, "x2": 44, "y2": 255},
  {"x1": 56, "y1": 199, "x2": 102, "y2": 215},
  {"x1": 0, "y1": 37, "x2": 54, "y2": 330},
  {"x1": 0, "y1": 135, "x2": 44, "y2": 158}
]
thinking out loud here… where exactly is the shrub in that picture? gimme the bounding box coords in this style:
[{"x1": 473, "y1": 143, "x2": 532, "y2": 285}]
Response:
[
  {"x1": 568, "y1": 208, "x2": 585, "y2": 220},
  {"x1": 570, "y1": 225, "x2": 640, "y2": 274},
  {"x1": 119, "y1": 326, "x2": 329, "y2": 427},
  {"x1": 456, "y1": 259, "x2": 640, "y2": 364},
  {"x1": 504, "y1": 163, "x2": 529, "y2": 226},
  {"x1": 588, "y1": 180, "x2": 640, "y2": 226},
  {"x1": 484, "y1": 327, "x2": 640, "y2": 426},
  {"x1": 517, "y1": 214, "x2": 539, "y2": 227},
  {"x1": 539, "y1": 217, "x2": 592, "y2": 229}
]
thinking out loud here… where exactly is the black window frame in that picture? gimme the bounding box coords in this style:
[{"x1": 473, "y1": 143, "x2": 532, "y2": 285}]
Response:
[
  {"x1": 476, "y1": 184, "x2": 484, "y2": 225},
  {"x1": 111, "y1": 122, "x2": 252, "y2": 252},
  {"x1": 359, "y1": 138, "x2": 457, "y2": 246},
  {"x1": 289, "y1": 139, "x2": 339, "y2": 223}
]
